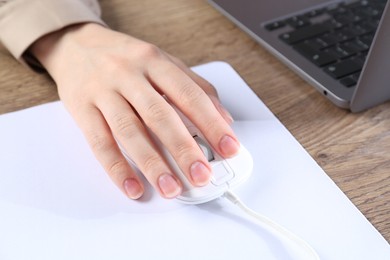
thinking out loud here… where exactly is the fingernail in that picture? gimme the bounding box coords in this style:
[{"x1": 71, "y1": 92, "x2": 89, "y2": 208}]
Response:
[
  {"x1": 190, "y1": 161, "x2": 211, "y2": 186},
  {"x1": 124, "y1": 178, "x2": 143, "y2": 199},
  {"x1": 219, "y1": 135, "x2": 240, "y2": 157},
  {"x1": 158, "y1": 173, "x2": 182, "y2": 198}
]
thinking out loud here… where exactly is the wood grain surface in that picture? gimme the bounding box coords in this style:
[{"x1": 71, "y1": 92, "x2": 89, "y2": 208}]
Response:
[{"x1": 1, "y1": 0, "x2": 389, "y2": 242}]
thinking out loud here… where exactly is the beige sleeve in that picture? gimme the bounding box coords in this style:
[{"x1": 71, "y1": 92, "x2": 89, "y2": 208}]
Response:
[{"x1": 0, "y1": 0, "x2": 105, "y2": 65}]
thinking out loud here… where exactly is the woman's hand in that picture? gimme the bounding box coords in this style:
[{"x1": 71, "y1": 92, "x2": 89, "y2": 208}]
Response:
[{"x1": 30, "y1": 23, "x2": 239, "y2": 200}]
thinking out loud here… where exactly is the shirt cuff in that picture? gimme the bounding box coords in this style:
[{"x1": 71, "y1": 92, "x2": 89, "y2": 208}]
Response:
[{"x1": 0, "y1": 0, "x2": 105, "y2": 67}]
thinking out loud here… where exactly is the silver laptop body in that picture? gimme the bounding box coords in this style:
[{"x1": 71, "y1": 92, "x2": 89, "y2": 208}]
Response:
[{"x1": 208, "y1": 0, "x2": 390, "y2": 112}]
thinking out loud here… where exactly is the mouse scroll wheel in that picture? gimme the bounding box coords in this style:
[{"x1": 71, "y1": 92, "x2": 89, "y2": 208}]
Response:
[{"x1": 193, "y1": 135, "x2": 215, "y2": 162}]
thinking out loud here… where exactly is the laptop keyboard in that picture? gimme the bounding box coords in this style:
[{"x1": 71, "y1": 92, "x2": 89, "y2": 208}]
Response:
[{"x1": 264, "y1": 0, "x2": 388, "y2": 87}]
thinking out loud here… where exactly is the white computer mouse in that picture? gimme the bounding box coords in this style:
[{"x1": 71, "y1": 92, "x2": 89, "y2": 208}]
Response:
[
  {"x1": 174, "y1": 135, "x2": 253, "y2": 204},
  {"x1": 121, "y1": 107, "x2": 253, "y2": 204}
]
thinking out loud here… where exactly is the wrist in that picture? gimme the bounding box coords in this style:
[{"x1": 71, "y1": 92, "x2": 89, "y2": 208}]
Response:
[{"x1": 30, "y1": 23, "x2": 106, "y2": 79}]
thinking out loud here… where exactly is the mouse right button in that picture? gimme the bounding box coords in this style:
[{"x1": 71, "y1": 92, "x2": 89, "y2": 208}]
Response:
[{"x1": 210, "y1": 162, "x2": 234, "y2": 186}]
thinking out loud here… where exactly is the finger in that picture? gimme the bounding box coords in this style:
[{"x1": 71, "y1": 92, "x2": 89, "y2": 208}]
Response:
[
  {"x1": 146, "y1": 60, "x2": 240, "y2": 158},
  {"x1": 96, "y1": 91, "x2": 184, "y2": 198},
  {"x1": 118, "y1": 77, "x2": 213, "y2": 187},
  {"x1": 74, "y1": 104, "x2": 144, "y2": 199},
  {"x1": 166, "y1": 55, "x2": 233, "y2": 124},
  {"x1": 166, "y1": 55, "x2": 219, "y2": 95}
]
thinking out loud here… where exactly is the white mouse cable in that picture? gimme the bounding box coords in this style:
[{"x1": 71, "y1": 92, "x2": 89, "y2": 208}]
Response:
[{"x1": 223, "y1": 191, "x2": 320, "y2": 260}]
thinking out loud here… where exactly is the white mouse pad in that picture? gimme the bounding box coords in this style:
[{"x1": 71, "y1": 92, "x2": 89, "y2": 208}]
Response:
[{"x1": 0, "y1": 62, "x2": 389, "y2": 259}]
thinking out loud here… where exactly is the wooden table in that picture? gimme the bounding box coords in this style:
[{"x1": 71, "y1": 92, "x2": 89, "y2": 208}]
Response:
[{"x1": 1, "y1": 0, "x2": 389, "y2": 242}]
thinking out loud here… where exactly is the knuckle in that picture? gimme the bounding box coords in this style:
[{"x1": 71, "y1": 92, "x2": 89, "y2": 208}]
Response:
[
  {"x1": 87, "y1": 132, "x2": 111, "y2": 152},
  {"x1": 138, "y1": 43, "x2": 162, "y2": 59},
  {"x1": 112, "y1": 112, "x2": 141, "y2": 138},
  {"x1": 107, "y1": 159, "x2": 128, "y2": 179},
  {"x1": 171, "y1": 141, "x2": 196, "y2": 162},
  {"x1": 203, "y1": 116, "x2": 224, "y2": 135},
  {"x1": 145, "y1": 102, "x2": 171, "y2": 126},
  {"x1": 141, "y1": 154, "x2": 162, "y2": 174},
  {"x1": 177, "y1": 82, "x2": 204, "y2": 107}
]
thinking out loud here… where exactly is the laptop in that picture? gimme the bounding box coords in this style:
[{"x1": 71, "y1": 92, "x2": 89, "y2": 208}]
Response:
[{"x1": 208, "y1": 0, "x2": 390, "y2": 112}]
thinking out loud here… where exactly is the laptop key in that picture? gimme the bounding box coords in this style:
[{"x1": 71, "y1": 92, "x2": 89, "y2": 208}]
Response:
[
  {"x1": 305, "y1": 38, "x2": 327, "y2": 49},
  {"x1": 265, "y1": 20, "x2": 286, "y2": 31},
  {"x1": 335, "y1": 27, "x2": 362, "y2": 42},
  {"x1": 359, "y1": 33, "x2": 375, "y2": 46},
  {"x1": 341, "y1": 40, "x2": 369, "y2": 53},
  {"x1": 285, "y1": 15, "x2": 311, "y2": 28},
  {"x1": 351, "y1": 72, "x2": 361, "y2": 82},
  {"x1": 318, "y1": 33, "x2": 339, "y2": 47},
  {"x1": 340, "y1": 76, "x2": 357, "y2": 87},
  {"x1": 324, "y1": 46, "x2": 352, "y2": 59},
  {"x1": 279, "y1": 23, "x2": 333, "y2": 44},
  {"x1": 324, "y1": 59, "x2": 362, "y2": 79},
  {"x1": 294, "y1": 42, "x2": 338, "y2": 66}
]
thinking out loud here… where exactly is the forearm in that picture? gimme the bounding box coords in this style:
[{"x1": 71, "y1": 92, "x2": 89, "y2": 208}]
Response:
[{"x1": 30, "y1": 23, "x2": 97, "y2": 80}]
